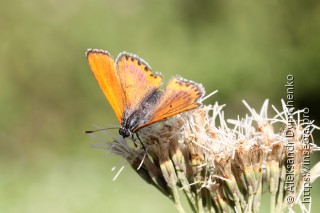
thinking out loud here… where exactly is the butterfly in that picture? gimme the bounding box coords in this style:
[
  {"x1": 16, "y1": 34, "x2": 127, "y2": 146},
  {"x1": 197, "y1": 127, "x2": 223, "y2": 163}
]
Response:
[{"x1": 86, "y1": 49, "x2": 205, "y2": 138}]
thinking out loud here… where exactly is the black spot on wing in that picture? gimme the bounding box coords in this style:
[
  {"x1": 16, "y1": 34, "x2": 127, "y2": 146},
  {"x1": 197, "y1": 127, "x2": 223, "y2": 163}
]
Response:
[{"x1": 150, "y1": 73, "x2": 161, "y2": 79}]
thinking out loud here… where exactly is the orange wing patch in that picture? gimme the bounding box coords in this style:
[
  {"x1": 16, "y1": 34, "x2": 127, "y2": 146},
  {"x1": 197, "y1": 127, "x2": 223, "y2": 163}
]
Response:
[
  {"x1": 115, "y1": 52, "x2": 162, "y2": 113},
  {"x1": 136, "y1": 75, "x2": 205, "y2": 130},
  {"x1": 86, "y1": 49, "x2": 124, "y2": 123}
]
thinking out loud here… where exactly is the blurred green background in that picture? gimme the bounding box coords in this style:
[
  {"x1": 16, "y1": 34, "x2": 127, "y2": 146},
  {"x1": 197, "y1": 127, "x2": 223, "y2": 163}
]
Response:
[{"x1": 1, "y1": 0, "x2": 320, "y2": 212}]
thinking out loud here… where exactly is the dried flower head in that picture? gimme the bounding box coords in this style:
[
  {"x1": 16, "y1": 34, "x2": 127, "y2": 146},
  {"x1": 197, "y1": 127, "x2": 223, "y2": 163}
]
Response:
[{"x1": 89, "y1": 100, "x2": 320, "y2": 213}]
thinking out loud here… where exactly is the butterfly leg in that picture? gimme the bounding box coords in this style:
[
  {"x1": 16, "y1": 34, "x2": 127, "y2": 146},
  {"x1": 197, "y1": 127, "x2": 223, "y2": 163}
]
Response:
[
  {"x1": 130, "y1": 134, "x2": 139, "y2": 148},
  {"x1": 135, "y1": 132, "x2": 147, "y2": 152}
]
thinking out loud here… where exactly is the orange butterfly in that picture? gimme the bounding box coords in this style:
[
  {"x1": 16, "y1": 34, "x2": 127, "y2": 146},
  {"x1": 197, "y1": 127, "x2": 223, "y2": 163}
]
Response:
[{"x1": 86, "y1": 49, "x2": 205, "y2": 138}]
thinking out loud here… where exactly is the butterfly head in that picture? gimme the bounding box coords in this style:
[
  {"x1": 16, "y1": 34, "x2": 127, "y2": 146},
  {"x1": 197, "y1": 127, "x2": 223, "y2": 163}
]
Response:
[{"x1": 119, "y1": 127, "x2": 131, "y2": 138}]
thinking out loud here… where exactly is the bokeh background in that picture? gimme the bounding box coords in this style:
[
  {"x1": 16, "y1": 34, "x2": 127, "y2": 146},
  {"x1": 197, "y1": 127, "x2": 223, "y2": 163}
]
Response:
[{"x1": 1, "y1": 0, "x2": 320, "y2": 212}]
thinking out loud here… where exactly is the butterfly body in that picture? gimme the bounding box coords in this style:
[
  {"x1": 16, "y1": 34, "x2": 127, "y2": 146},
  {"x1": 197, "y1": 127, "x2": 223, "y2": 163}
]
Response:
[
  {"x1": 86, "y1": 49, "x2": 205, "y2": 138},
  {"x1": 119, "y1": 90, "x2": 163, "y2": 137}
]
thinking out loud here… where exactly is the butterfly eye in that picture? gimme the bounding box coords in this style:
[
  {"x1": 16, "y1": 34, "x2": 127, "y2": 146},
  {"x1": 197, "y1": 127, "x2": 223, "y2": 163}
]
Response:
[{"x1": 119, "y1": 128, "x2": 131, "y2": 138}]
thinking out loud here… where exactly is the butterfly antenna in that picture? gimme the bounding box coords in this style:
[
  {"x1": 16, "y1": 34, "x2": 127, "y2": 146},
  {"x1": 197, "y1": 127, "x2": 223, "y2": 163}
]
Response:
[{"x1": 84, "y1": 127, "x2": 118, "y2": 134}]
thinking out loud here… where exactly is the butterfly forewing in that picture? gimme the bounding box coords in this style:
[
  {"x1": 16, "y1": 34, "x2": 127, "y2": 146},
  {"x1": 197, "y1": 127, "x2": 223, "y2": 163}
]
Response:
[
  {"x1": 87, "y1": 49, "x2": 124, "y2": 123},
  {"x1": 135, "y1": 76, "x2": 205, "y2": 130},
  {"x1": 115, "y1": 52, "x2": 163, "y2": 115}
]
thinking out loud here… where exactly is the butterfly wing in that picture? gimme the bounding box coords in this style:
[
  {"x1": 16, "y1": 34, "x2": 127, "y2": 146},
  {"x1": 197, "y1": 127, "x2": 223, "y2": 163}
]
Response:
[
  {"x1": 135, "y1": 75, "x2": 205, "y2": 130},
  {"x1": 115, "y1": 52, "x2": 163, "y2": 116},
  {"x1": 86, "y1": 49, "x2": 124, "y2": 123}
]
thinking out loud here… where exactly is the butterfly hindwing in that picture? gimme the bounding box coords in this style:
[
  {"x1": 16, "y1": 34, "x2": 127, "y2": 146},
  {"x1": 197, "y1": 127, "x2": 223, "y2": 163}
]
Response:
[
  {"x1": 115, "y1": 52, "x2": 163, "y2": 115},
  {"x1": 86, "y1": 49, "x2": 124, "y2": 123},
  {"x1": 135, "y1": 75, "x2": 205, "y2": 130}
]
